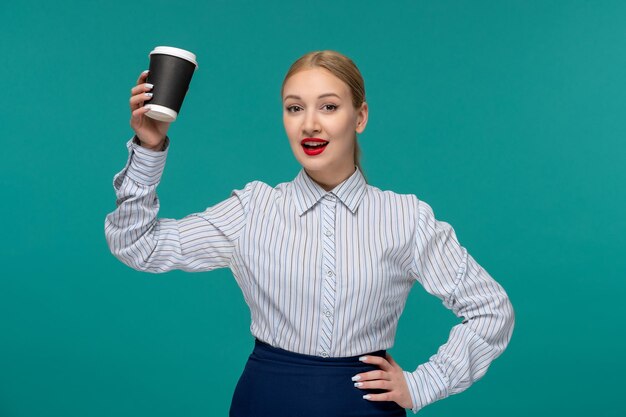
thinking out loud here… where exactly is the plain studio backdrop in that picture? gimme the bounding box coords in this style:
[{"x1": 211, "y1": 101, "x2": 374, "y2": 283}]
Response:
[{"x1": 1, "y1": 1, "x2": 624, "y2": 416}]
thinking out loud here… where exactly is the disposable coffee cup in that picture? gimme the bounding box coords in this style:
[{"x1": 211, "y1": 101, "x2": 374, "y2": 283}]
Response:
[{"x1": 144, "y1": 46, "x2": 198, "y2": 122}]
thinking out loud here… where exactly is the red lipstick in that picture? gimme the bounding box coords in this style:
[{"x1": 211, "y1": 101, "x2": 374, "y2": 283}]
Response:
[{"x1": 301, "y1": 138, "x2": 329, "y2": 156}]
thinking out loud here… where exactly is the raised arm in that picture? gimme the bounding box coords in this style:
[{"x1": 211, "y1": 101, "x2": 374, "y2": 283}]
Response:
[
  {"x1": 403, "y1": 199, "x2": 515, "y2": 414},
  {"x1": 104, "y1": 136, "x2": 250, "y2": 273},
  {"x1": 105, "y1": 70, "x2": 249, "y2": 273}
]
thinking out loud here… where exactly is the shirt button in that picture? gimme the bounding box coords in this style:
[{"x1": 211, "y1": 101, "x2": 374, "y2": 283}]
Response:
[
  {"x1": 324, "y1": 229, "x2": 333, "y2": 237},
  {"x1": 327, "y1": 270, "x2": 334, "y2": 277},
  {"x1": 324, "y1": 310, "x2": 333, "y2": 317},
  {"x1": 320, "y1": 351, "x2": 329, "y2": 358}
]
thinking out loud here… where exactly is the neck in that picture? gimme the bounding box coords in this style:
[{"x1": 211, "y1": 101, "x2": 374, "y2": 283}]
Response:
[{"x1": 305, "y1": 165, "x2": 356, "y2": 191}]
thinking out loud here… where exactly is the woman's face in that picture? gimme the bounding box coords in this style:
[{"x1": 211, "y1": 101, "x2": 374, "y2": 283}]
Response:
[{"x1": 282, "y1": 67, "x2": 368, "y2": 190}]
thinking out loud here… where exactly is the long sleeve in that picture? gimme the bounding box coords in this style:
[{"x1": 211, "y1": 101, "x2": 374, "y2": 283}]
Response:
[
  {"x1": 104, "y1": 137, "x2": 250, "y2": 273},
  {"x1": 403, "y1": 199, "x2": 515, "y2": 414}
]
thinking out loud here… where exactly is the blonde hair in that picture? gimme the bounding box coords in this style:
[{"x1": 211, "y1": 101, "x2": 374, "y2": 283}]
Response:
[{"x1": 281, "y1": 50, "x2": 366, "y2": 177}]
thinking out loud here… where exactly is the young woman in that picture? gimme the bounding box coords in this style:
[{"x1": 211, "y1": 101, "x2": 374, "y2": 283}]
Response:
[{"x1": 106, "y1": 50, "x2": 514, "y2": 416}]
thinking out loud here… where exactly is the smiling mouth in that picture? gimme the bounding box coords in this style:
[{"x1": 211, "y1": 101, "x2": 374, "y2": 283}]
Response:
[{"x1": 301, "y1": 138, "x2": 329, "y2": 155}]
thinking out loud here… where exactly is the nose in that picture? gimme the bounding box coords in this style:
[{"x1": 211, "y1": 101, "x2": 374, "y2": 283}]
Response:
[{"x1": 302, "y1": 110, "x2": 321, "y2": 136}]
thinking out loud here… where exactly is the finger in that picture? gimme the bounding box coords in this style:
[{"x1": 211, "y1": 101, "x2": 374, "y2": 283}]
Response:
[
  {"x1": 352, "y1": 369, "x2": 388, "y2": 382},
  {"x1": 131, "y1": 82, "x2": 154, "y2": 96},
  {"x1": 131, "y1": 105, "x2": 151, "y2": 119},
  {"x1": 362, "y1": 392, "x2": 394, "y2": 402},
  {"x1": 354, "y1": 379, "x2": 391, "y2": 390},
  {"x1": 359, "y1": 355, "x2": 392, "y2": 371},
  {"x1": 136, "y1": 69, "x2": 150, "y2": 85},
  {"x1": 129, "y1": 92, "x2": 153, "y2": 110}
]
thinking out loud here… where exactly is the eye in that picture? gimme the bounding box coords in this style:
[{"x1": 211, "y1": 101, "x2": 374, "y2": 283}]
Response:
[
  {"x1": 286, "y1": 105, "x2": 302, "y2": 113},
  {"x1": 322, "y1": 104, "x2": 338, "y2": 112}
]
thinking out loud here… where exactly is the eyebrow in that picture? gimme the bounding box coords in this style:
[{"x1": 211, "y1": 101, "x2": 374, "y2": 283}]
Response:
[{"x1": 283, "y1": 93, "x2": 342, "y2": 102}]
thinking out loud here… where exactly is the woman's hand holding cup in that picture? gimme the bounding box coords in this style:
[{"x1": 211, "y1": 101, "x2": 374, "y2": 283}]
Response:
[{"x1": 129, "y1": 70, "x2": 170, "y2": 150}]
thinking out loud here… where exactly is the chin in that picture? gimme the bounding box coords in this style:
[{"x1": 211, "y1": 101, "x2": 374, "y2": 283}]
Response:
[
  {"x1": 292, "y1": 151, "x2": 322, "y2": 170},
  {"x1": 298, "y1": 156, "x2": 331, "y2": 171}
]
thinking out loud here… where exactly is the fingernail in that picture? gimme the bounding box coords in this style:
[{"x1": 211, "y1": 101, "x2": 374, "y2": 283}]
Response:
[
  {"x1": 145, "y1": 83, "x2": 154, "y2": 90},
  {"x1": 351, "y1": 375, "x2": 361, "y2": 381},
  {"x1": 142, "y1": 69, "x2": 149, "y2": 74},
  {"x1": 359, "y1": 356, "x2": 368, "y2": 362},
  {"x1": 363, "y1": 394, "x2": 372, "y2": 400},
  {"x1": 145, "y1": 93, "x2": 153, "y2": 98},
  {"x1": 354, "y1": 382, "x2": 363, "y2": 387}
]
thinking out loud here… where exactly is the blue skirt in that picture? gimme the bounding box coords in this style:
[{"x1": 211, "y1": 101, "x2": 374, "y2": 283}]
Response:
[{"x1": 230, "y1": 339, "x2": 406, "y2": 417}]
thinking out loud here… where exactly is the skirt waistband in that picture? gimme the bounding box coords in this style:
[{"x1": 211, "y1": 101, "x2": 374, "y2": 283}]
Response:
[{"x1": 252, "y1": 339, "x2": 387, "y2": 367}]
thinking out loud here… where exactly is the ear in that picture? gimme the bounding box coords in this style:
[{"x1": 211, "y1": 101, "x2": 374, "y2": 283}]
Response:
[{"x1": 355, "y1": 102, "x2": 369, "y2": 134}]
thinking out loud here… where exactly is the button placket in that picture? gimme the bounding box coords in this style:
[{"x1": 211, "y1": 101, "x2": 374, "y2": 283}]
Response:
[{"x1": 318, "y1": 194, "x2": 337, "y2": 357}]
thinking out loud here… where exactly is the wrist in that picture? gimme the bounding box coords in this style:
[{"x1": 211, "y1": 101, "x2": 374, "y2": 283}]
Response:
[{"x1": 134, "y1": 135, "x2": 166, "y2": 151}]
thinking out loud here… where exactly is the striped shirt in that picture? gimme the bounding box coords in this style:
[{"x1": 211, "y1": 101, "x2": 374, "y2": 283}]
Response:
[{"x1": 105, "y1": 136, "x2": 514, "y2": 413}]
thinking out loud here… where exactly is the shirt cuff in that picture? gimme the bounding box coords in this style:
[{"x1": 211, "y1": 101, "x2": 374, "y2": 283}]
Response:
[
  {"x1": 125, "y1": 136, "x2": 170, "y2": 186},
  {"x1": 403, "y1": 362, "x2": 449, "y2": 414}
]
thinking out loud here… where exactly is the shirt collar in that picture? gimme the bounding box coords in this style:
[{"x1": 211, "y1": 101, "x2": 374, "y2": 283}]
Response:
[{"x1": 292, "y1": 167, "x2": 367, "y2": 216}]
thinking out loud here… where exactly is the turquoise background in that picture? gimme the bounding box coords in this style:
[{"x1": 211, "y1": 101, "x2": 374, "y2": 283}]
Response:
[{"x1": 1, "y1": 1, "x2": 625, "y2": 416}]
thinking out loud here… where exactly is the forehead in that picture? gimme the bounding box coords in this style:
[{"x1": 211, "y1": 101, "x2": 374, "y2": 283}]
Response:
[{"x1": 283, "y1": 68, "x2": 350, "y2": 99}]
